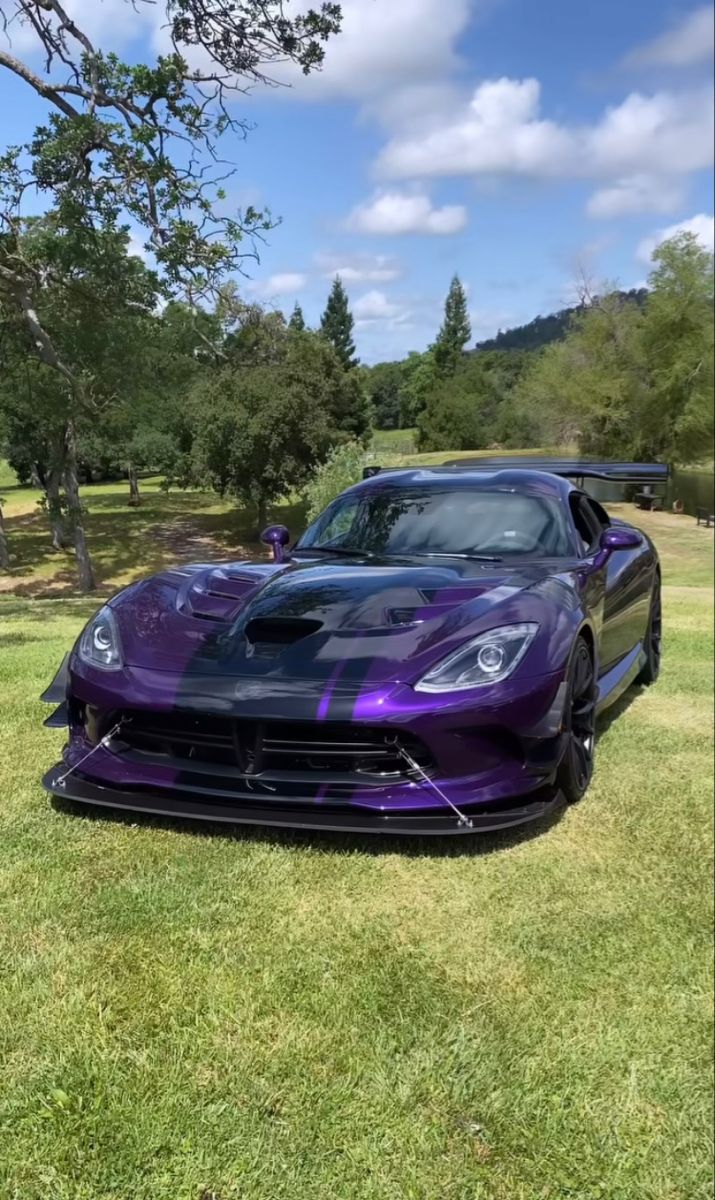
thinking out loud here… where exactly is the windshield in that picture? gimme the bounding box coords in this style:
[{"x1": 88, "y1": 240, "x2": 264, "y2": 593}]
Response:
[{"x1": 298, "y1": 487, "x2": 573, "y2": 559}]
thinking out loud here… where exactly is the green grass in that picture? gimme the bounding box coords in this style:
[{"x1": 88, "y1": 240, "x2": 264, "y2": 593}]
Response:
[{"x1": 0, "y1": 470, "x2": 713, "y2": 1199}]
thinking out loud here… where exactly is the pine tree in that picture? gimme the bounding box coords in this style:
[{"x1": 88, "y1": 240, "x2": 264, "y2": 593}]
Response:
[
  {"x1": 320, "y1": 276, "x2": 358, "y2": 369},
  {"x1": 288, "y1": 302, "x2": 306, "y2": 332},
  {"x1": 432, "y1": 274, "x2": 471, "y2": 372}
]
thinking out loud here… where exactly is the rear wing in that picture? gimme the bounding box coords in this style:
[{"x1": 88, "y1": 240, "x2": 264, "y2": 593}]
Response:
[{"x1": 363, "y1": 457, "x2": 670, "y2": 484}]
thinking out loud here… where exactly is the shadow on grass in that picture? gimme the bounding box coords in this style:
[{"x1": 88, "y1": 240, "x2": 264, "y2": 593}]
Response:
[
  {"x1": 2, "y1": 484, "x2": 307, "y2": 597},
  {"x1": 596, "y1": 683, "x2": 644, "y2": 740},
  {"x1": 50, "y1": 789, "x2": 567, "y2": 858}
]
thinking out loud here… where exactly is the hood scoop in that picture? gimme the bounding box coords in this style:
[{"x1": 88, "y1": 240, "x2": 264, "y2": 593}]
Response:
[{"x1": 177, "y1": 567, "x2": 266, "y2": 623}]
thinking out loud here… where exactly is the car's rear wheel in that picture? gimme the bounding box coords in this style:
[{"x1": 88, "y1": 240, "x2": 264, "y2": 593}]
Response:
[
  {"x1": 557, "y1": 637, "x2": 597, "y2": 804},
  {"x1": 636, "y1": 576, "x2": 662, "y2": 686}
]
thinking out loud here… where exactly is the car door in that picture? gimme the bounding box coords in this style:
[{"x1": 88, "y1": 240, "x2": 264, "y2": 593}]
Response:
[{"x1": 581, "y1": 497, "x2": 653, "y2": 669}]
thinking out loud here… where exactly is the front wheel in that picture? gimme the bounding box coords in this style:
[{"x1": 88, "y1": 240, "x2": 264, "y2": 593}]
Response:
[
  {"x1": 557, "y1": 637, "x2": 597, "y2": 804},
  {"x1": 636, "y1": 577, "x2": 662, "y2": 686}
]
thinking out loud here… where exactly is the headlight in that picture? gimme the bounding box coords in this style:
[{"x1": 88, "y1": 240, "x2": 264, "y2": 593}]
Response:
[
  {"x1": 78, "y1": 606, "x2": 123, "y2": 671},
  {"x1": 415, "y1": 623, "x2": 538, "y2": 692}
]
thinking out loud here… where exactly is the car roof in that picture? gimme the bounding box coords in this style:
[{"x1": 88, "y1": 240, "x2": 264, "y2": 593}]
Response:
[{"x1": 346, "y1": 468, "x2": 576, "y2": 501}]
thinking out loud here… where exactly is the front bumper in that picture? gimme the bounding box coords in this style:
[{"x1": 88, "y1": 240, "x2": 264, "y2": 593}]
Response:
[
  {"x1": 43, "y1": 765, "x2": 562, "y2": 835},
  {"x1": 42, "y1": 657, "x2": 569, "y2": 836}
]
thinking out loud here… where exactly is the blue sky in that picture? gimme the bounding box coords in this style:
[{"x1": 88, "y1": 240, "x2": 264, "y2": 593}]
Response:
[{"x1": 1, "y1": 0, "x2": 713, "y2": 362}]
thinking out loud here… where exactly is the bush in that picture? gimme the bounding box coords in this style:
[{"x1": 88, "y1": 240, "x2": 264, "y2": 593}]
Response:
[{"x1": 304, "y1": 442, "x2": 375, "y2": 523}]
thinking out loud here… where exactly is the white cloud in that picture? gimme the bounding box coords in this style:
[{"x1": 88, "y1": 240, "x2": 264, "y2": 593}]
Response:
[
  {"x1": 587, "y1": 174, "x2": 685, "y2": 218},
  {"x1": 316, "y1": 253, "x2": 403, "y2": 283},
  {"x1": 353, "y1": 290, "x2": 412, "y2": 329},
  {"x1": 377, "y1": 78, "x2": 714, "y2": 187},
  {"x1": 248, "y1": 272, "x2": 308, "y2": 297},
  {"x1": 347, "y1": 191, "x2": 468, "y2": 236},
  {"x1": 626, "y1": 5, "x2": 715, "y2": 67},
  {"x1": 585, "y1": 88, "x2": 712, "y2": 177},
  {"x1": 273, "y1": 0, "x2": 471, "y2": 101},
  {"x1": 377, "y1": 78, "x2": 575, "y2": 179},
  {"x1": 3, "y1": 0, "x2": 153, "y2": 52},
  {"x1": 637, "y1": 213, "x2": 715, "y2": 262}
]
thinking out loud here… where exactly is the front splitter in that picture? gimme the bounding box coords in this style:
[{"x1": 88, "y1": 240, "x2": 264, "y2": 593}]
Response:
[{"x1": 43, "y1": 765, "x2": 563, "y2": 837}]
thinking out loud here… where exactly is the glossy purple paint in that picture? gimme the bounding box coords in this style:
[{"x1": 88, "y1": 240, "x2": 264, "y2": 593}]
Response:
[
  {"x1": 260, "y1": 524, "x2": 291, "y2": 563},
  {"x1": 42, "y1": 468, "x2": 660, "y2": 834}
]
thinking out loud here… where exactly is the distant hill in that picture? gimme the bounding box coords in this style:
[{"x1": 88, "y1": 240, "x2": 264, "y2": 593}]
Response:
[{"x1": 475, "y1": 288, "x2": 649, "y2": 353}]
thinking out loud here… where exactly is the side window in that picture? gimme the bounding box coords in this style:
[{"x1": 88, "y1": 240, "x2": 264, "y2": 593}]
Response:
[
  {"x1": 569, "y1": 495, "x2": 602, "y2": 555},
  {"x1": 583, "y1": 498, "x2": 611, "y2": 531}
]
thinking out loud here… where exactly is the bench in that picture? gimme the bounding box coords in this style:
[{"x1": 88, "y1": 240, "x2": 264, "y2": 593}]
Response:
[{"x1": 696, "y1": 507, "x2": 714, "y2": 528}]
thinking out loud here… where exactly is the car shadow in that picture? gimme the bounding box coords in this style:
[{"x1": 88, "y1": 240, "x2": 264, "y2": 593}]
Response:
[
  {"x1": 596, "y1": 682, "x2": 643, "y2": 741},
  {"x1": 50, "y1": 790, "x2": 568, "y2": 859}
]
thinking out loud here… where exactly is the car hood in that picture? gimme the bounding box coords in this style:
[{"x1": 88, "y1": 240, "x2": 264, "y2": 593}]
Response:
[{"x1": 107, "y1": 555, "x2": 577, "y2": 683}]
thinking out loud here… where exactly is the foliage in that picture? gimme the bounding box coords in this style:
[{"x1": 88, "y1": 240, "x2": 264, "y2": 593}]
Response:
[
  {"x1": 643, "y1": 234, "x2": 714, "y2": 463},
  {"x1": 398, "y1": 349, "x2": 439, "y2": 426},
  {"x1": 364, "y1": 360, "x2": 403, "y2": 429},
  {"x1": 0, "y1": 0, "x2": 343, "y2": 587},
  {"x1": 289, "y1": 302, "x2": 306, "y2": 331},
  {"x1": 432, "y1": 274, "x2": 471, "y2": 373},
  {"x1": 514, "y1": 234, "x2": 714, "y2": 463},
  {"x1": 416, "y1": 351, "x2": 534, "y2": 451},
  {"x1": 185, "y1": 324, "x2": 369, "y2": 528},
  {"x1": 320, "y1": 275, "x2": 358, "y2": 369},
  {"x1": 303, "y1": 440, "x2": 374, "y2": 523}
]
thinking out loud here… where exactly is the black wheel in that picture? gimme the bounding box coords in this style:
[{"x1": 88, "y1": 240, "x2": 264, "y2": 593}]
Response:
[
  {"x1": 636, "y1": 577, "x2": 662, "y2": 686},
  {"x1": 557, "y1": 638, "x2": 597, "y2": 804}
]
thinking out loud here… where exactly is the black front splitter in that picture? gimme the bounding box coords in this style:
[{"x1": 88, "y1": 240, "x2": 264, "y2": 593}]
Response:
[{"x1": 42, "y1": 765, "x2": 563, "y2": 837}]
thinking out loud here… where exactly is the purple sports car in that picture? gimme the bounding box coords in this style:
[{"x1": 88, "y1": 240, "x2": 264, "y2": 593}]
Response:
[{"x1": 42, "y1": 459, "x2": 665, "y2": 835}]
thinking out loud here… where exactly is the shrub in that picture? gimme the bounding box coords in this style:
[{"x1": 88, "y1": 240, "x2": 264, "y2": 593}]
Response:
[{"x1": 304, "y1": 442, "x2": 375, "y2": 523}]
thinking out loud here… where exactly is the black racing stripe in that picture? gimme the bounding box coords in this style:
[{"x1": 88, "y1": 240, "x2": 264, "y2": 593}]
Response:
[{"x1": 323, "y1": 636, "x2": 376, "y2": 723}]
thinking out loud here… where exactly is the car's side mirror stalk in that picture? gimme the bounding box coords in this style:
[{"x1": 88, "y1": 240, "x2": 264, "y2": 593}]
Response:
[{"x1": 261, "y1": 524, "x2": 291, "y2": 563}]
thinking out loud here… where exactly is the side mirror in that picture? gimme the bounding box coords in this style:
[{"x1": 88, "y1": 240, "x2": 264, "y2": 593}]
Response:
[
  {"x1": 600, "y1": 526, "x2": 641, "y2": 552},
  {"x1": 261, "y1": 524, "x2": 290, "y2": 563}
]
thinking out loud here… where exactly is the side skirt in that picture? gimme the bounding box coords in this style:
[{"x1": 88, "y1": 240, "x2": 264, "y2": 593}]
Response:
[{"x1": 596, "y1": 643, "x2": 646, "y2": 715}]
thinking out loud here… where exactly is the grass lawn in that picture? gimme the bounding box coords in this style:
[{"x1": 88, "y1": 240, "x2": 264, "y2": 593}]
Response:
[{"x1": 0, "y1": 469, "x2": 713, "y2": 1199}]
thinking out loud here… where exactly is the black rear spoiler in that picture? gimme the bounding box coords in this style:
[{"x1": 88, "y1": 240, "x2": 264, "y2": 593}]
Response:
[{"x1": 363, "y1": 457, "x2": 670, "y2": 484}]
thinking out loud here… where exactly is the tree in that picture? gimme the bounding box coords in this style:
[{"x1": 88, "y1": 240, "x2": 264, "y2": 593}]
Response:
[
  {"x1": 0, "y1": 0, "x2": 342, "y2": 587},
  {"x1": 289, "y1": 302, "x2": 306, "y2": 332},
  {"x1": 0, "y1": 219, "x2": 161, "y2": 586},
  {"x1": 320, "y1": 276, "x2": 358, "y2": 369},
  {"x1": 432, "y1": 275, "x2": 471, "y2": 373},
  {"x1": 398, "y1": 350, "x2": 438, "y2": 426},
  {"x1": 642, "y1": 232, "x2": 714, "y2": 463},
  {"x1": 180, "y1": 317, "x2": 371, "y2": 528},
  {"x1": 416, "y1": 351, "x2": 531, "y2": 451},
  {"x1": 513, "y1": 234, "x2": 714, "y2": 463},
  {"x1": 365, "y1": 361, "x2": 402, "y2": 429}
]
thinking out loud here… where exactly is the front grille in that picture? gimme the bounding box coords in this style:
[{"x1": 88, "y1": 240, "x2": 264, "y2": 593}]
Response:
[{"x1": 112, "y1": 710, "x2": 433, "y2": 788}]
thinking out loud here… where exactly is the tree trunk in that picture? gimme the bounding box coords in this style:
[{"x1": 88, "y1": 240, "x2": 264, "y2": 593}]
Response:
[
  {"x1": 256, "y1": 497, "x2": 268, "y2": 535},
  {"x1": 127, "y1": 463, "x2": 141, "y2": 506},
  {"x1": 31, "y1": 461, "x2": 46, "y2": 490},
  {"x1": 0, "y1": 503, "x2": 10, "y2": 571},
  {"x1": 63, "y1": 422, "x2": 96, "y2": 593},
  {"x1": 46, "y1": 430, "x2": 68, "y2": 550},
  {"x1": 46, "y1": 462, "x2": 67, "y2": 550}
]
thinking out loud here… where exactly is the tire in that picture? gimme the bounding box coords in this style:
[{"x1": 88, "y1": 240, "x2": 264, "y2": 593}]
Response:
[
  {"x1": 557, "y1": 637, "x2": 597, "y2": 804},
  {"x1": 636, "y1": 576, "x2": 662, "y2": 686}
]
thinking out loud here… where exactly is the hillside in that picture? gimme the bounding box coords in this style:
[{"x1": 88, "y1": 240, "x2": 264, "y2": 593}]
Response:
[{"x1": 475, "y1": 287, "x2": 649, "y2": 352}]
